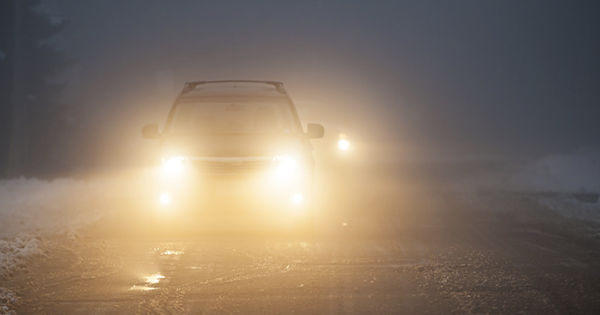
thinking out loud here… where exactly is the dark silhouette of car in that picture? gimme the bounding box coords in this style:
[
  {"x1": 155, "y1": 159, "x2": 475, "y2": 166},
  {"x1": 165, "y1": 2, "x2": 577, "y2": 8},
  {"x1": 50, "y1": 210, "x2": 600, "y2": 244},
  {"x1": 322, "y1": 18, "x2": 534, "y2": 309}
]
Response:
[{"x1": 141, "y1": 80, "x2": 324, "y2": 232}]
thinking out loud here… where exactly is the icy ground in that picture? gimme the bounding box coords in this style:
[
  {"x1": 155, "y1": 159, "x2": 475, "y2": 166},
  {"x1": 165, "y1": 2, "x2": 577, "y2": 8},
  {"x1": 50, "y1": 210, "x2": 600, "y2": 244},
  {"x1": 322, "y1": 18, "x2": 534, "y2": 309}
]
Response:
[
  {"x1": 0, "y1": 151, "x2": 599, "y2": 314},
  {"x1": 0, "y1": 177, "x2": 124, "y2": 314}
]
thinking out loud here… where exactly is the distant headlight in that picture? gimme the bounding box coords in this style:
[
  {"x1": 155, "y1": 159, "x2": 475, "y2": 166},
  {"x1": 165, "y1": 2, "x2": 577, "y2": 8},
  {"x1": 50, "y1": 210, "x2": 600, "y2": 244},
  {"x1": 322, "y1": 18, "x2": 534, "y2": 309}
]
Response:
[
  {"x1": 274, "y1": 156, "x2": 297, "y2": 176},
  {"x1": 338, "y1": 139, "x2": 350, "y2": 151}
]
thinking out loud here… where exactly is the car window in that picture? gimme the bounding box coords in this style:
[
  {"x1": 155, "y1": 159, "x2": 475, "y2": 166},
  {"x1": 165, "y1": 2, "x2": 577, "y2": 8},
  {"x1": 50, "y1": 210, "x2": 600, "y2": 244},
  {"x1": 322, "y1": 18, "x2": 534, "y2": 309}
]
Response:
[{"x1": 169, "y1": 97, "x2": 297, "y2": 135}]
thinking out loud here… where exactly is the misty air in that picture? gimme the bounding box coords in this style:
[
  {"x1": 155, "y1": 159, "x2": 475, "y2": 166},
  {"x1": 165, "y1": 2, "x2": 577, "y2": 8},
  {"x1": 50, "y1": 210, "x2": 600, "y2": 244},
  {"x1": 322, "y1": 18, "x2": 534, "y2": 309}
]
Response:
[{"x1": 1, "y1": 1, "x2": 600, "y2": 314}]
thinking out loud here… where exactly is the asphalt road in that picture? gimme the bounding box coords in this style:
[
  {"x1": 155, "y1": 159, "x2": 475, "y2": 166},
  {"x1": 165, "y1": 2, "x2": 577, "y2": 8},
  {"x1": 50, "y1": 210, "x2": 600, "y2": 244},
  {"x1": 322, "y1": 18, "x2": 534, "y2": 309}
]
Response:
[{"x1": 6, "y1": 195, "x2": 600, "y2": 314}]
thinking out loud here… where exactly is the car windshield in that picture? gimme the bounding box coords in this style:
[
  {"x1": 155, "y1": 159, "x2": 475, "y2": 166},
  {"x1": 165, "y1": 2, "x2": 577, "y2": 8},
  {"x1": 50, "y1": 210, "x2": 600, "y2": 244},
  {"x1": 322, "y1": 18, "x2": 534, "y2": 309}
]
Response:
[{"x1": 168, "y1": 97, "x2": 297, "y2": 135}]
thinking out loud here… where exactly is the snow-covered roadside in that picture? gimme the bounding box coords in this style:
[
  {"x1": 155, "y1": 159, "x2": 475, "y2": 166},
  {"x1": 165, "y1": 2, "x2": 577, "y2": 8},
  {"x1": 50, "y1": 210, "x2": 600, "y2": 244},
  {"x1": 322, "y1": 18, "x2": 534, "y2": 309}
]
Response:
[
  {"x1": 449, "y1": 149, "x2": 600, "y2": 235},
  {"x1": 0, "y1": 236, "x2": 45, "y2": 281},
  {"x1": 0, "y1": 176, "x2": 123, "y2": 262},
  {"x1": 457, "y1": 190, "x2": 600, "y2": 244},
  {"x1": 0, "y1": 237, "x2": 45, "y2": 315},
  {"x1": 0, "y1": 287, "x2": 18, "y2": 315},
  {"x1": 0, "y1": 178, "x2": 119, "y2": 238},
  {"x1": 0, "y1": 177, "x2": 125, "y2": 314}
]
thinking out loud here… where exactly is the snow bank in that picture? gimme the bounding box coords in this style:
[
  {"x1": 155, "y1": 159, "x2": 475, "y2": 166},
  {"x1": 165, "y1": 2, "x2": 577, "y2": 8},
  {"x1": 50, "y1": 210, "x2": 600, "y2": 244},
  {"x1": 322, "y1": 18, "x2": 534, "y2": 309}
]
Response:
[
  {"x1": 0, "y1": 177, "x2": 118, "y2": 239},
  {"x1": 536, "y1": 193, "x2": 600, "y2": 222},
  {"x1": 467, "y1": 190, "x2": 600, "y2": 223},
  {"x1": 0, "y1": 287, "x2": 18, "y2": 315},
  {"x1": 508, "y1": 149, "x2": 600, "y2": 193},
  {"x1": 0, "y1": 236, "x2": 46, "y2": 314},
  {"x1": 0, "y1": 176, "x2": 125, "y2": 288},
  {"x1": 0, "y1": 236, "x2": 46, "y2": 281},
  {"x1": 454, "y1": 149, "x2": 600, "y2": 195},
  {"x1": 419, "y1": 149, "x2": 600, "y2": 238}
]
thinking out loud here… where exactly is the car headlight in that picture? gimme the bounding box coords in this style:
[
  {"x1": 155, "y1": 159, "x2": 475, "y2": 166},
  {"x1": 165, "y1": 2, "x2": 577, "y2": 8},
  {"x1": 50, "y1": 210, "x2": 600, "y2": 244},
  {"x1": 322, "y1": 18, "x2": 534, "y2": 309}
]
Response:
[
  {"x1": 161, "y1": 156, "x2": 187, "y2": 173},
  {"x1": 159, "y1": 192, "x2": 172, "y2": 205},
  {"x1": 290, "y1": 192, "x2": 303, "y2": 204},
  {"x1": 274, "y1": 156, "x2": 297, "y2": 176}
]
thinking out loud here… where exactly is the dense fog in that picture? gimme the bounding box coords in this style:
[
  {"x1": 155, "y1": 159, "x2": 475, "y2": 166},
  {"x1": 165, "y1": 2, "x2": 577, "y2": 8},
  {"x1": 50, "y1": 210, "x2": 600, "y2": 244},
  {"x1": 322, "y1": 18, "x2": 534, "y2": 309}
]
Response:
[
  {"x1": 2, "y1": 3, "x2": 600, "y2": 314},
  {"x1": 2, "y1": 1, "x2": 599, "y2": 183}
]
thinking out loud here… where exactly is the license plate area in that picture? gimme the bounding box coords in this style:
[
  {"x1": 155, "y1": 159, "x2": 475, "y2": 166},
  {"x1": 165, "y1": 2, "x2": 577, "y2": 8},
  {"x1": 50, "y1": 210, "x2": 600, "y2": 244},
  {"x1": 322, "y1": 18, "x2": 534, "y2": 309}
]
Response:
[{"x1": 215, "y1": 180, "x2": 246, "y2": 196}]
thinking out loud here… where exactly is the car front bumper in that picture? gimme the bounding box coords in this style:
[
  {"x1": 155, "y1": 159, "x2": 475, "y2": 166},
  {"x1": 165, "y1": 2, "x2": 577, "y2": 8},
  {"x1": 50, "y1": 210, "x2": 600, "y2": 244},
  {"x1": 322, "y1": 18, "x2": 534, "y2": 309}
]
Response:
[{"x1": 145, "y1": 165, "x2": 313, "y2": 220}]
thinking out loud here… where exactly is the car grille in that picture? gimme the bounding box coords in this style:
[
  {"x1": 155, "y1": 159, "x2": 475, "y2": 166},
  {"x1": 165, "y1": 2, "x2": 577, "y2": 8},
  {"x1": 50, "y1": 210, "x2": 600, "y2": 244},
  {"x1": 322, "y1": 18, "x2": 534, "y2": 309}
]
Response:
[{"x1": 190, "y1": 157, "x2": 272, "y2": 174}]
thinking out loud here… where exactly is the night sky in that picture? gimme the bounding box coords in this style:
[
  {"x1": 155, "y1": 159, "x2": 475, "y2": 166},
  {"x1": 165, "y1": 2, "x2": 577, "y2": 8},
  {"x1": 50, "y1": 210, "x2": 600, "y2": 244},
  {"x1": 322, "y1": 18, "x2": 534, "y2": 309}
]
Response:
[{"x1": 38, "y1": 0, "x2": 600, "y2": 166}]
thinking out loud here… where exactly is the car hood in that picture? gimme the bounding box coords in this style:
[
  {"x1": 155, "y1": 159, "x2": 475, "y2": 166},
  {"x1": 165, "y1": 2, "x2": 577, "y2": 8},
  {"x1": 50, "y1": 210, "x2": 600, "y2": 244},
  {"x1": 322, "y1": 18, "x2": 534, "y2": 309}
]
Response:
[{"x1": 159, "y1": 134, "x2": 304, "y2": 157}]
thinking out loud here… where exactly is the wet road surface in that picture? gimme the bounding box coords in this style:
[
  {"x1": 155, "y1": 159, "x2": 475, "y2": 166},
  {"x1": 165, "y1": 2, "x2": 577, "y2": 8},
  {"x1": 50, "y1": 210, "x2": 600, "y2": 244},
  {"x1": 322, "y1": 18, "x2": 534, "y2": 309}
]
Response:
[{"x1": 6, "y1": 196, "x2": 600, "y2": 314}]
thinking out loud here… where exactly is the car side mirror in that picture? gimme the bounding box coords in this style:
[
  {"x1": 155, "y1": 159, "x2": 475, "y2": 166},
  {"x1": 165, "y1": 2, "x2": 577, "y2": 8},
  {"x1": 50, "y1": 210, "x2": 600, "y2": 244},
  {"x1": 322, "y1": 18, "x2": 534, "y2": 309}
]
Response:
[
  {"x1": 306, "y1": 123, "x2": 324, "y2": 139},
  {"x1": 142, "y1": 124, "x2": 160, "y2": 139}
]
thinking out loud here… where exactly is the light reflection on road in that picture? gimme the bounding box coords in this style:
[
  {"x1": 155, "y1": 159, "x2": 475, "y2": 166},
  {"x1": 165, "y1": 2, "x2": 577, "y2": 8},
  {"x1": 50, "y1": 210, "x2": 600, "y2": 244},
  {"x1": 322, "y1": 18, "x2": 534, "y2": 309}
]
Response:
[
  {"x1": 129, "y1": 273, "x2": 165, "y2": 291},
  {"x1": 144, "y1": 273, "x2": 165, "y2": 284},
  {"x1": 129, "y1": 285, "x2": 157, "y2": 291}
]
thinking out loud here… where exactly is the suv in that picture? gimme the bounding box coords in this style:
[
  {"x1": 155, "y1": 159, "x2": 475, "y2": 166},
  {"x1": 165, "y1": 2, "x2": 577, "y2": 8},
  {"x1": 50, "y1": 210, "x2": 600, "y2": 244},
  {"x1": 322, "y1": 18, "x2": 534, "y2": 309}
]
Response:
[{"x1": 141, "y1": 80, "x2": 324, "y2": 232}]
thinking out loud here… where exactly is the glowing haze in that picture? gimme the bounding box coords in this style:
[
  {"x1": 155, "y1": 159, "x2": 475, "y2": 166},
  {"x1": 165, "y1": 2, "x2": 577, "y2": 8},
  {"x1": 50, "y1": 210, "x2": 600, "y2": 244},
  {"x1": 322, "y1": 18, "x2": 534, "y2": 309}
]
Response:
[{"x1": 37, "y1": 1, "x2": 599, "y2": 192}]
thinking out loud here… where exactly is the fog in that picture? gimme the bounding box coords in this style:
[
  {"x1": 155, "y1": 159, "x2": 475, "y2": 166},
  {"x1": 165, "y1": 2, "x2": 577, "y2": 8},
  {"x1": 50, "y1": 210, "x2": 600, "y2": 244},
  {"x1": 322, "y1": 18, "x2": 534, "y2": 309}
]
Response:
[
  {"x1": 3, "y1": 0, "x2": 600, "y2": 191},
  {"x1": 3, "y1": 3, "x2": 600, "y2": 313}
]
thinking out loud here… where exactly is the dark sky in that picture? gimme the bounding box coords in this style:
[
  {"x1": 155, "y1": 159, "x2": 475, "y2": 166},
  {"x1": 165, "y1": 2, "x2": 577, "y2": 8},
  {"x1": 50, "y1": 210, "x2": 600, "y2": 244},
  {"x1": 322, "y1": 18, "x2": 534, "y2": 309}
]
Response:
[{"x1": 41, "y1": 0, "x2": 600, "y2": 162}]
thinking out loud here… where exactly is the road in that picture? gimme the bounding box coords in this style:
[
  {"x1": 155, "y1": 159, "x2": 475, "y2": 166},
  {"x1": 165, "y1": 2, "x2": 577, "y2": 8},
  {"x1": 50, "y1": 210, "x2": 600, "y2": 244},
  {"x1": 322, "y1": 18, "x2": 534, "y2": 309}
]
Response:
[{"x1": 6, "y1": 194, "x2": 600, "y2": 314}]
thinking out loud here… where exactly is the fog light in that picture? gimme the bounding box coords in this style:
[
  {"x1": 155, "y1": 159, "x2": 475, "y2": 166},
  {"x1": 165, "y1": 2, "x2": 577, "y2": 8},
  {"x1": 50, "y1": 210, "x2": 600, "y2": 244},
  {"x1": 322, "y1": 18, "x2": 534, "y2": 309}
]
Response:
[
  {"x1": 290, "y1": 193, "x2": 303, "y2": 204},
  {"x1": 159, "y1": 193, "x2": 172, "y2": 205}
]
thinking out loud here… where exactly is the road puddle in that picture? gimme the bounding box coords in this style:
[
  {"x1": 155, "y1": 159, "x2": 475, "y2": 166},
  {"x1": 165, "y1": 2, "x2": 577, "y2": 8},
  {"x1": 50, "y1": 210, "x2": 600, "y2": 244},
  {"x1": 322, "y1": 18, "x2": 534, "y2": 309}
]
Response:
[
  {"x1": 144, "y1": 273, "x2": 165, "y2": 284},
  {"x1": 129, "y1": 273, "x2": 165, "y2": 291},
  {"x1": 129, "y1": 285, "x2": 157, "y2": 291}
]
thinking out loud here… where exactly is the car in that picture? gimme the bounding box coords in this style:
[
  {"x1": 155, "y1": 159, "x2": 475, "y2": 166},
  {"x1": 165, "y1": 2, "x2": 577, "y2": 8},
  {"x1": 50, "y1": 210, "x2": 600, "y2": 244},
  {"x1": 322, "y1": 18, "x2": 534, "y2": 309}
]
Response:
[{"x1": 140, "y1": 80, "x2": 324, "y2": 233}]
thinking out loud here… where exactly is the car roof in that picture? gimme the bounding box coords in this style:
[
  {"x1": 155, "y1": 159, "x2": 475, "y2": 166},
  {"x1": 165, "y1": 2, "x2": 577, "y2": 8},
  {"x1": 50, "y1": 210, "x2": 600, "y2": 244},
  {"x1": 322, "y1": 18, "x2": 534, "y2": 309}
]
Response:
[{"x1": 180, "y1": 80, "x2": 288, "y2": 98}]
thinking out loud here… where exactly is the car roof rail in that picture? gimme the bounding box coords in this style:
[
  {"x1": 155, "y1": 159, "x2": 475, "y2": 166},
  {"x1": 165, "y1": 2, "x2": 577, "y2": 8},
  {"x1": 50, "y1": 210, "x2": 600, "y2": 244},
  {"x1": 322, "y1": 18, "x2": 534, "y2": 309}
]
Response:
[{"x1": 181, "y1": 80, "x2": 286, "y2": 94}]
